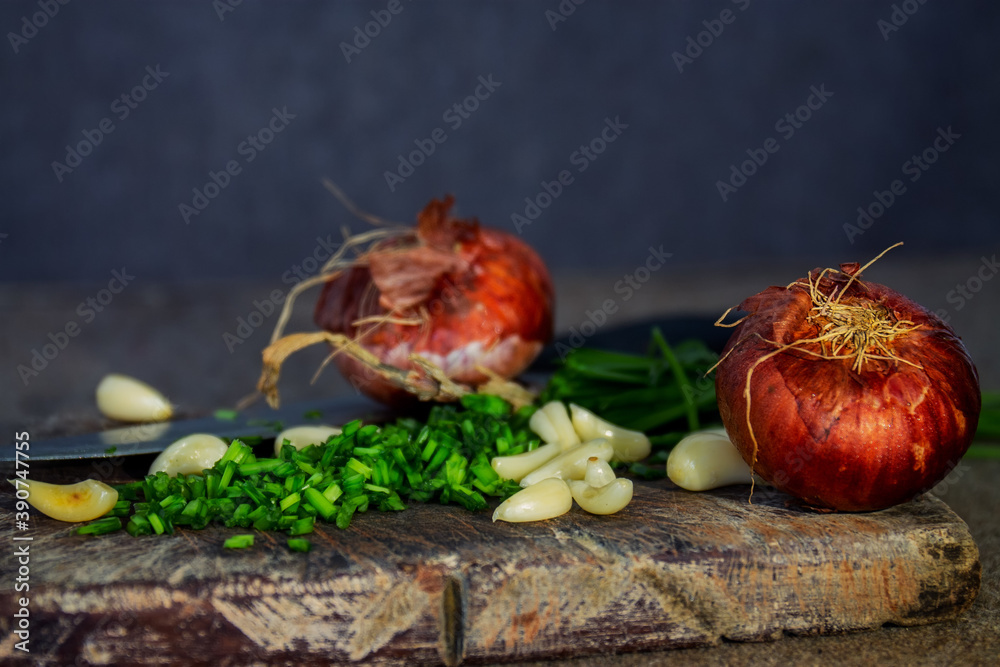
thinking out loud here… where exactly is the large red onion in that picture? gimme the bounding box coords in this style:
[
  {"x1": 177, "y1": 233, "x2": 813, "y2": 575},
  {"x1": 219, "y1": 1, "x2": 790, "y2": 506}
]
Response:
[
  {"x1": 311, "y1": 196, "x2": 554, "y2": 406},
  {"x1": 715, "y1": 258, "x2": 980, "y2": 511}
]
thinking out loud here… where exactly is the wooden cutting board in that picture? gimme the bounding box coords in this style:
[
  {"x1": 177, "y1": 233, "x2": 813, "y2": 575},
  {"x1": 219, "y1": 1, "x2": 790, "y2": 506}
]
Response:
[{"x1": 0, "y1": 478, "x2": 980, "y2": 665}]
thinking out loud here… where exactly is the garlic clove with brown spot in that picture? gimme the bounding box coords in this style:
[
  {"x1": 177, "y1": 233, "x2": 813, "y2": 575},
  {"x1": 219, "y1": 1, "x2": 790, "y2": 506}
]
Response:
[
  {"x1": 13, "y1": 478, "x2": 118, "y2": 523},
  {"x1": 583, "y1": 456, "x2": 616, "y2": 488}
]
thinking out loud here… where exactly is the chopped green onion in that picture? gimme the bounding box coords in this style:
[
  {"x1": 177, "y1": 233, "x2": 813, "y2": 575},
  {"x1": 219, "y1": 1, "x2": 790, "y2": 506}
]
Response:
[
  {"x1": 224, "y1": 534, "x2": 255, "y2": 549},
  {"x1": 147, "y1": 513, "x2": 166, "y2": 535},
  {"x1": 77, "y1": 517, "x2": 122, "y2": 536},
  {"x1": 288, "y1": 516, "x2": 315, "y2": 535},
  {"x1": 279, "y1": 492, "x2": 301, "y2": 513},
  {"x1": 346, "y1": 458, "x2": 372, "y2": 478},
  {"x1": 287, "y1": 538, "x2": 312, "y2": 552},
  {"x1": 75, "y1": 393, "x2": 551, "y2": 540}
]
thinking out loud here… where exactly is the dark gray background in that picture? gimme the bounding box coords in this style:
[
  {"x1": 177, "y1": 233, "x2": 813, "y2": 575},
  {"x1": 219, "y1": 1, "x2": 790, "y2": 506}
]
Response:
[{"x1": 2, "y1": 0, "x2": 998, "y2": 284}]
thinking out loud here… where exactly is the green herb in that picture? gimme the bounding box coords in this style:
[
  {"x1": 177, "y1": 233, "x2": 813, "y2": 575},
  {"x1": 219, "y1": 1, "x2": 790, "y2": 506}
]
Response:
[
  {"x1": 100, "y1": 397, "x2": 534, "y2": 540},
  {"x1": 969, "y1": 391, "x2": 1000, "y2": 459},
  {"x1": 287, "y1": 538, "x2": 312, "y2": 552},
  {"x1": 224, "y1": 534, "x2": 255, "y2": 549},
  {"x1": 76, "y1": 517, "x2": 122, "y2": 536},
  {"x1": 303, "y1": 409, "x2": 322, "y2": 420},
  {"x1": 104, "y1": 446, "x2": 117, "y2": 455},
  {"x1": 966, "y1": 443, "x2": 1000, "y2": 459},
  {"x1": 541, "y1": 329, "x2": 721, "y2": 466},
  {"x1": 214, "y1": 409, "x2": 239, "y2": 421}
]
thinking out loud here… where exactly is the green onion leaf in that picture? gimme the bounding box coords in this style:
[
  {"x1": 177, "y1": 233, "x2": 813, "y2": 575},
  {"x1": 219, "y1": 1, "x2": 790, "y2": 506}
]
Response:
[
  {"x1": 287, "y1": 538, "x2": 312, "y2": 552},
  {"x1": 224, "y1": 534, "x2": 255, "y2": 549},
  {"x1": 77, "y1": 517, "x2": 122, "y2": 536}
]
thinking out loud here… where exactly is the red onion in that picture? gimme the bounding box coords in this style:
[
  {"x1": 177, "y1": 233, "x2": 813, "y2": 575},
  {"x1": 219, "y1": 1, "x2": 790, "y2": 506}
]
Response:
[
  {"x1": 259, "y1": 195, "x2": 553, "y2": 407},
  {"x1": 714, "y1": 251, "x2": 981, "y2": 511}
]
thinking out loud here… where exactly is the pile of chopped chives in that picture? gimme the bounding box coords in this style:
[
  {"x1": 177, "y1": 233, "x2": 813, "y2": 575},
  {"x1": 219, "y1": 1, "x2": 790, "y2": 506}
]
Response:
[{"x1": 76, "y1": 394, "x2": 535, "y2": 544}]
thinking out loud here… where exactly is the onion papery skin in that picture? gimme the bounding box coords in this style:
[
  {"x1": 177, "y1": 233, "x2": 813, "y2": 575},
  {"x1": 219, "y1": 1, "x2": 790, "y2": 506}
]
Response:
[
  {"x1": 315, "y1": 196, "x2": 554, "y2": 406},
  {"x1": 715, "y1": 267, "x2": 980, "y2": 512}
]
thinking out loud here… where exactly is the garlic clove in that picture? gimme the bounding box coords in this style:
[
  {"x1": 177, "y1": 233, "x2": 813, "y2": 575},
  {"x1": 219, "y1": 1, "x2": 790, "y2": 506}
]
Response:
[
  {"x1": 96, "y1": 373, "x2": 173, "y2": 423},
  {"x1": 519, "y1": 438, "x2": 614, "y2": 488},
  {"x1": 491, "y1": 442, "x2": 561, "y2": 482},
  {"x1": 583, "y1": 456, "x2": 616, "y2": 488},
  {"x1": 568, "y1": 478, "x2": 633, "y2": 515},
  {"x1": 274, "y1": 425, "x2": 343, "y2": 456},
  {"x1": 528, "y1": 409, "x2": 560, "y2": 444},
  {"x1": 149, "y1": 434, "x2": 229, "y2": 477},
  {"x1": 14, "y1": 478, "x2": 119, "y2": 523},
  {"x1": 492, "y1": 478, "x2": 572, "y2": 523},
  {"x1": 541, "y1": 401, "x2": 580, "y2": 450},
  {"x1": 666, "y1": 429, "x2": 753, "y2": 491},
  {"x1": 569, "y1": 403, "x2": 651, "y2": 462}
]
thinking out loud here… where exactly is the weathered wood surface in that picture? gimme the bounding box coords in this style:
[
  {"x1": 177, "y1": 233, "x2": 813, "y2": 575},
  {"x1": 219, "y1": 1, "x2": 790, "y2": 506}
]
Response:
[{"x1": 0, "y1": 478, "x2": 980, "y2": 666}]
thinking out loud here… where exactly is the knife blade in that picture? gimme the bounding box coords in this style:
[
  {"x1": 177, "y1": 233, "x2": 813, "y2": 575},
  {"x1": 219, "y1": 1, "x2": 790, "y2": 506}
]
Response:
[
  {"x1": 5, "y1": 396, "x2": 391, "y2": 462},
  {"x1": 11, "y1": 316, "x2": 725, "y2": 463}
]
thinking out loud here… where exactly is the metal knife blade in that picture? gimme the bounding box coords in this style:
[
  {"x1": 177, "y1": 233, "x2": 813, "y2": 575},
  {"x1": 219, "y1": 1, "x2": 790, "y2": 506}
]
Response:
[{"x1": 5, "y1": 396, "x2": 391, "y2": 462}]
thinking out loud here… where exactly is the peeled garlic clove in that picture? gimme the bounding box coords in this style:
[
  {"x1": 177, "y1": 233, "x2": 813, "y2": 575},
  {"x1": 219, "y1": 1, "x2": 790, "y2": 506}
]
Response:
[
  {"x1": 492, "y1": 478, "x2": 572, "y2": 523},
  {"x1": 519, "y1": 438, "x2": 614, "y2": 488},
  {"x1": 528, "y1": 409, "x2": 560, "y2": 444},
  {"x1": 584, "y1": 456, "x2": 616, "y2": 487},
  {"x1": 14, "y1": 478, "x2": 118, "y2": 523},
  {"x1": 274, "y1": 425, "x2": 343, "y2": 456},
  {"x1": 149, "y1": 434, "x2": 228, "y2": 477},
  {"x1": 541, "y1": 401, "x2": 580, "y2": 450},
  {"x1": 568, "y1": 478, "x2": 633, "y2": 515},
  {"x1": 569, "y1": 403, "x2": 650, "y2": 462},
  {"x1": 491, "y1": 442, "x2": 561, "y2": 482},
  {"x1": 667, "y1": 429, "x2": 753, "y2": 491},
  {"x1": 96, "y1": 373, "x2": 173, "y2": 422}
]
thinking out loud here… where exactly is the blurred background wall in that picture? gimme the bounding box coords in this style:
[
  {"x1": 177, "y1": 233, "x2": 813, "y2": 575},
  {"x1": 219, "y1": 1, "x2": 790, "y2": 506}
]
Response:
[{"x1": 2, "y1": 0, "x2": 998, "y2": 283}]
